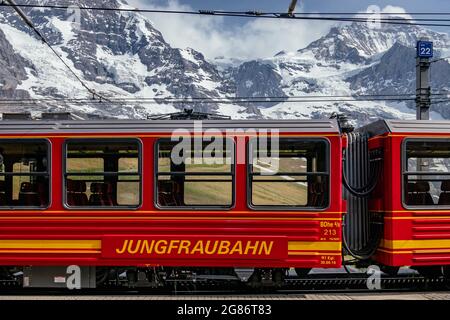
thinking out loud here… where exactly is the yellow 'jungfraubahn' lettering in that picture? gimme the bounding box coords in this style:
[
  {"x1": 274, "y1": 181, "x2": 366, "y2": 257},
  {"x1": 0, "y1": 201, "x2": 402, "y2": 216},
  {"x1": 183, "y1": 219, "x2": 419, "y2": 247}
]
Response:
[
  {"x1": 229, "y1": 241, "x2": 243, "y2": 255},
  {"x1": 218, "y1": 241, "x2": 231, "y2": 254},
  {"x1": 178, "y1": 240, "x2": 191, "y2": 254},
  {"x1": 259, "y1": 241, "x2": 273, "y2": 255},
  {"x1": 244, "y1": 241, "x2": 259, "y2": 255},
  {"x1": 191, "y1": 241, "x2": 204, "y2": 254},
  {"x1": 114, "y1": 239, "x2": 276, "y2": 256},
  {"x1": 204, "y1": 240, "x2": 219, "y2": 254},
  {"x1": 154, "y1": 240, "x2": 168, "y2": 254}
]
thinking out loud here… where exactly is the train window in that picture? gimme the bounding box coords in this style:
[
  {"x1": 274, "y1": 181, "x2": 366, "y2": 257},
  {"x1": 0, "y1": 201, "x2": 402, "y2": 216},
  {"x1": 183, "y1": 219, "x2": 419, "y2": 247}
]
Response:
[
  {"x1": 249, "y1": 138, "x2": 329, "y2": 208},
  {"x1": 64, "y1": 140, "x2": 141, "y2": 208},
  {"x1": 156, "y1": 138, "x2": 234, "y2": 208},
  {"x1": 403, "y1": 139, "x2": 450, "y2": 207},
  {"x1": 0, "y1": 140, "x2": 50, "y2": 208}
]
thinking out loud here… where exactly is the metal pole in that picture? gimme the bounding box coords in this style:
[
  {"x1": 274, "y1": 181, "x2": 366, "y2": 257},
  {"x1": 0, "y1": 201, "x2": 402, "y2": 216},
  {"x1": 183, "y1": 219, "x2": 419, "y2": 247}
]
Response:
[
  {"x1": 416, "y1": 39, "x2": 432, "y2": 120},
  {"x1": 415, "y1": 39, "x2": 433, "y2": 174},
  {"x1": 288, "y1": 0, "x2": 298, "y2": 16}
]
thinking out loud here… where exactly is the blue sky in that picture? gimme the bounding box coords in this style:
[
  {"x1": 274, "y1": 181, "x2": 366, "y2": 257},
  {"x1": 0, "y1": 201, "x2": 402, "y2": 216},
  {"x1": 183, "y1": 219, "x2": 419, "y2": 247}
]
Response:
[{"x1": 130, "y1": 0, "x2": 450, "y2": 59}]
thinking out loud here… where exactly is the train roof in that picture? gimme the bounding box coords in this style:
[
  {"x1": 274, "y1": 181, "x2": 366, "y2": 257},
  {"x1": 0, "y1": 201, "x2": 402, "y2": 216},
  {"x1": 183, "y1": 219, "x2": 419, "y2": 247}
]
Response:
[
  {"x1": 358, "y1": 119, "x2": 450, "y2": 137},
  {"x1": 0, "y1": 119, "x2": 341, "y2": 134}
]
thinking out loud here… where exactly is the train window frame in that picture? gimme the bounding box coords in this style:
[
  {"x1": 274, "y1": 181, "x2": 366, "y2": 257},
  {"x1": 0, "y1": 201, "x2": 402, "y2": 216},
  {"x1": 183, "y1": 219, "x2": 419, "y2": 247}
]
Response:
[
  {"x1": 247, "y1": 137, "x2": 331, "y2": 211},
  {"x1": 402, "y1": 138, "x2": 450, "y2": 210},
  {"x1": 62, "y1": 138, "x2": 143, "y2": 210},
  {"x1": 154, "y1": 138, "x2": 236, "y2": 211},
  {"x1": 0, "y1": 139, "x2": 51, "y2": 210}
]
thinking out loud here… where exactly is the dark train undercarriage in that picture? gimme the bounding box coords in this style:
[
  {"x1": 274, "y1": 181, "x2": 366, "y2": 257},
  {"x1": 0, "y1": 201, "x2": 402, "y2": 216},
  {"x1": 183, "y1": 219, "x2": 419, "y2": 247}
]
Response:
[{"x1": 0, "y1": 265, "x2": 449, "y2": 292}]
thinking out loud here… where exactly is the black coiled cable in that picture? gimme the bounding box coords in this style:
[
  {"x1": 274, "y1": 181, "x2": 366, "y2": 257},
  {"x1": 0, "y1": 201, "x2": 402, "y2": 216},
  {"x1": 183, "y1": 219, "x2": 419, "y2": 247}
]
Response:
[
  {"x1": 342, "y1": 218, "x2": 384, "y2": 261},
  {"x1": 342, "y1": 132, "x2": 384, "y2": 260},
  {"x1": 342, "y1": 149, "x2": 383, "y2": 197}
]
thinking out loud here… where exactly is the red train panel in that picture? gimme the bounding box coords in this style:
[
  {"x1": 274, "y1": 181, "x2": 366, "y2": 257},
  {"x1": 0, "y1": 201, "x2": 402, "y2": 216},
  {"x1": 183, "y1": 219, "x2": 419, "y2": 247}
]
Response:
[
  {"x1": 0, "y1": 120, "x2": 344, "y2": 269},
  {"x1": 366, "y1": 120, "x2": 450, "y2": 267}
]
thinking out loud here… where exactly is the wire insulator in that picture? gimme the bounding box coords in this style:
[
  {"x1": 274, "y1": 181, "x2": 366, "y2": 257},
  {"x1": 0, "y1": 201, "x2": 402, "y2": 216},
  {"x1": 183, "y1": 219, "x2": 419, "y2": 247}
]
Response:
[
  {"x1": 198, "y1": 10, "x2": 215, "y2": 15},
  {"x1": 245, "y1": 11, "x2": 263, "y2": 16}
]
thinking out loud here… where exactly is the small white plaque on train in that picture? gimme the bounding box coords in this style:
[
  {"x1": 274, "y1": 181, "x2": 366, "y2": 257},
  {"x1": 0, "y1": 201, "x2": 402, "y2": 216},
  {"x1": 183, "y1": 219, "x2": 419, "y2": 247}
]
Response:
[{"x1": 54, "y1": 276, "x2": 66, "y2": 283}]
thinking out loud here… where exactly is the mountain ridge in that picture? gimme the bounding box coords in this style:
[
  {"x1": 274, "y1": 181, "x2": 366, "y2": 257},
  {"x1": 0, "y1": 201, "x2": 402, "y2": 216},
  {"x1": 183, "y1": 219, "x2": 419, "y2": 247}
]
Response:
[{"x1": 0, "y1": 0, "x2": 449, "y2": 124}]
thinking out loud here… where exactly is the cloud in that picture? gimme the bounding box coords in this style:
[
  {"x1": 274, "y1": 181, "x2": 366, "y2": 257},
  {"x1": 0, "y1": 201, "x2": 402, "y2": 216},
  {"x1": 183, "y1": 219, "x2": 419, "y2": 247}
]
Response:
[
  {"x1": 127, "y1": 2, "x2": 415, "y2": 60},
  {"x1": 356, "y1": 4, "x2": 413, "y2": 25},
  {"x1": 127, "y1": 0, "x2": 335, "y2": 60},
  {"x1": 381, "y1": 5, "x2": 413, "y2": 19}
]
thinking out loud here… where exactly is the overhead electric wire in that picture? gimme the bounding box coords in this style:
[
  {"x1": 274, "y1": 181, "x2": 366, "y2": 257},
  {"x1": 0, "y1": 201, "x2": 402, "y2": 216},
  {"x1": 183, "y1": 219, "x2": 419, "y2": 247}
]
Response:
[
  {"x1": 430, "y1": 99, "x2": 450, "y2": 103},
  {"x1": 0, "y1": 93, "x2": 425, "y2": 102},
  {"x1": 0, "y1": 99, "x2": 419, "y2": 104},
  {"x1": 2, "y1": 3, "x2": 450, "y2": 17},
  {"x1": 2, "y1": 98, "x2": 449, "y2": 104},
  {"x1": 3, "y1": 98, "x2": 450, "y2": 106},
  {"x1": 1, "y1": 92, "x2": 449, "y2": 108},
  {"x1": 0, "y1": 95, "x2": 420, "y2": 102},
  {"x1": 3, "y1": 92, "x2": 449, "y2": 100},
  {"x1": 2, "y1": 3, "x2": 450, "y2": 27},
  {"x1": 431, "y1": 56, "x2": 450, "y2": 63},
  {"x1": 218, "y1": 11, "x2": 450, "y2": 16},
  {"x1": 434, "y1": 90, "x2": 450, "y2": 95},
  {"x1": 2, "y1": 99, "x2": 449, "y2": 112},
  {"x1": 1, "y1": 92, "x2": 449, "y2": 104},
  {"x1": 2, "y1": 0, "x2": 110, "y2": 102}
]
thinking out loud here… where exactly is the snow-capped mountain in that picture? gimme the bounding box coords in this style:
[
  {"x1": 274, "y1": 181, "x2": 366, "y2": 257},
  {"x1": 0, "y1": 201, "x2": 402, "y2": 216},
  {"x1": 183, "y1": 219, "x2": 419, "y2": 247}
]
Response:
[
  {"x1": 0, "y1": 0, "x2": 449, "y2": 124},
  {"x1": 0, "y1": 0, "x2": 243, "y2": 118},
  {"x1": 301, "y1": 22, "x2": 447, "y2": 64},
  {"x1": 234, "y1": 21, "x2": 450, "y2": 123}
]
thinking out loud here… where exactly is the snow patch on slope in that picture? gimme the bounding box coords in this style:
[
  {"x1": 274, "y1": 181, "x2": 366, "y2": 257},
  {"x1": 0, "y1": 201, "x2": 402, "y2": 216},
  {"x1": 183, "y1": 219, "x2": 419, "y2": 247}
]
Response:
[
  {"x1": 49, "y1": 17, "x2": 76, "y2": 45},
  {"x1": 96, "y1": 46, "x2": 148, "y2": 90}
]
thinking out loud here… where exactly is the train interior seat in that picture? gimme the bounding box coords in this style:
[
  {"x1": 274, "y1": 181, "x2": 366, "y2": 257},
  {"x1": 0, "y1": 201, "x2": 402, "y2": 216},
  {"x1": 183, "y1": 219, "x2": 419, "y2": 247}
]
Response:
[
  {"x1": 438, "y1": 180, "x2": 450, "y2": 205},
  {"x1": 18, "y1": 182, "x2": 46, "y2": 207},
  {"x1": 308, "y1": 182, "x2": 326, "y2": 207},
  {"x1": 66, "y1": 179, "x2": 76, "y2": 206},
  {"x1": 67, "y1": 180, "x2": 89, "y2": 206},
  {"x1": 89, "y1": 182, "x2": 113, "y2": 206},
  {"x1": 407, "y1": 182, "x2": 416, "y2": 205},
  {"x1": 0, "y1": 181, "x2": 6, "y2": 206},
  {"x1": 158, "y1": 180, "x2": 182, "y2": 206},
  {"x1": 103, "y1": 182, "x2": 115, "y2": 206},
  {"x1": 407, "y1": 181, "x2": 434, "y2": 206},
  {"x1": 76, "y1": 181, "x2": 89, "y2": 206}
]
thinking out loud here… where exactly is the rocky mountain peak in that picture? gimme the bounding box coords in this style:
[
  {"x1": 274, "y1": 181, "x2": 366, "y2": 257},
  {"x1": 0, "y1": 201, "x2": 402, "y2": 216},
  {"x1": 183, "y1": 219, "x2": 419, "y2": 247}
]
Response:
[
  {"x1": 0, "y1": 0, "x2": 229, "y2": 118},
  {"x1": 0, "y1": 2, "x2": 448, "y2": 124},
  {"x1": 300, "y1": 20, "x2": 449, "y2": 64}
]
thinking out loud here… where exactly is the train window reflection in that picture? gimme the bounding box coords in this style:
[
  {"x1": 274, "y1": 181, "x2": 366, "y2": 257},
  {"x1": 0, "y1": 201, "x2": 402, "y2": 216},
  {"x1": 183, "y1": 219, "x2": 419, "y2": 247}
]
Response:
[
  {"x1": 0, "y1": 140, "x2": 49, "y2": 208},
  {"x1": 156, "y1": 139, "x2": 234, "y2": 208},
  {"x1": 64, "y1": 140, "x2": 141, "y2": 208},
  {"x1": 249, "y1": 139, "x2": 329, "y2": 208},
  {"x1": 404, "y1": 140, "x2": 450, "y2": 207}
]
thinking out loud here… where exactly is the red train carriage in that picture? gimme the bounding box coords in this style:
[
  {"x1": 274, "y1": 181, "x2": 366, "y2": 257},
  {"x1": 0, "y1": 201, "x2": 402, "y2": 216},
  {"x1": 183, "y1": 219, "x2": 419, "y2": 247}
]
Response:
[
  {"x1": 359, "y1": 120, "x2": 450, "y2": 276},
  {"x1": 0, "y1": 118, "x2": 344, "y2": 287}
]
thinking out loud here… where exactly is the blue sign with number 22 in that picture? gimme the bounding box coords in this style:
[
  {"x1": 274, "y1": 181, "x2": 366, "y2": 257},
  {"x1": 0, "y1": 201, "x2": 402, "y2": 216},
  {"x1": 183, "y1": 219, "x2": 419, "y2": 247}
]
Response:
[{"x1": 417, "y1": 41, "x2": 433, "y2": 58}]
